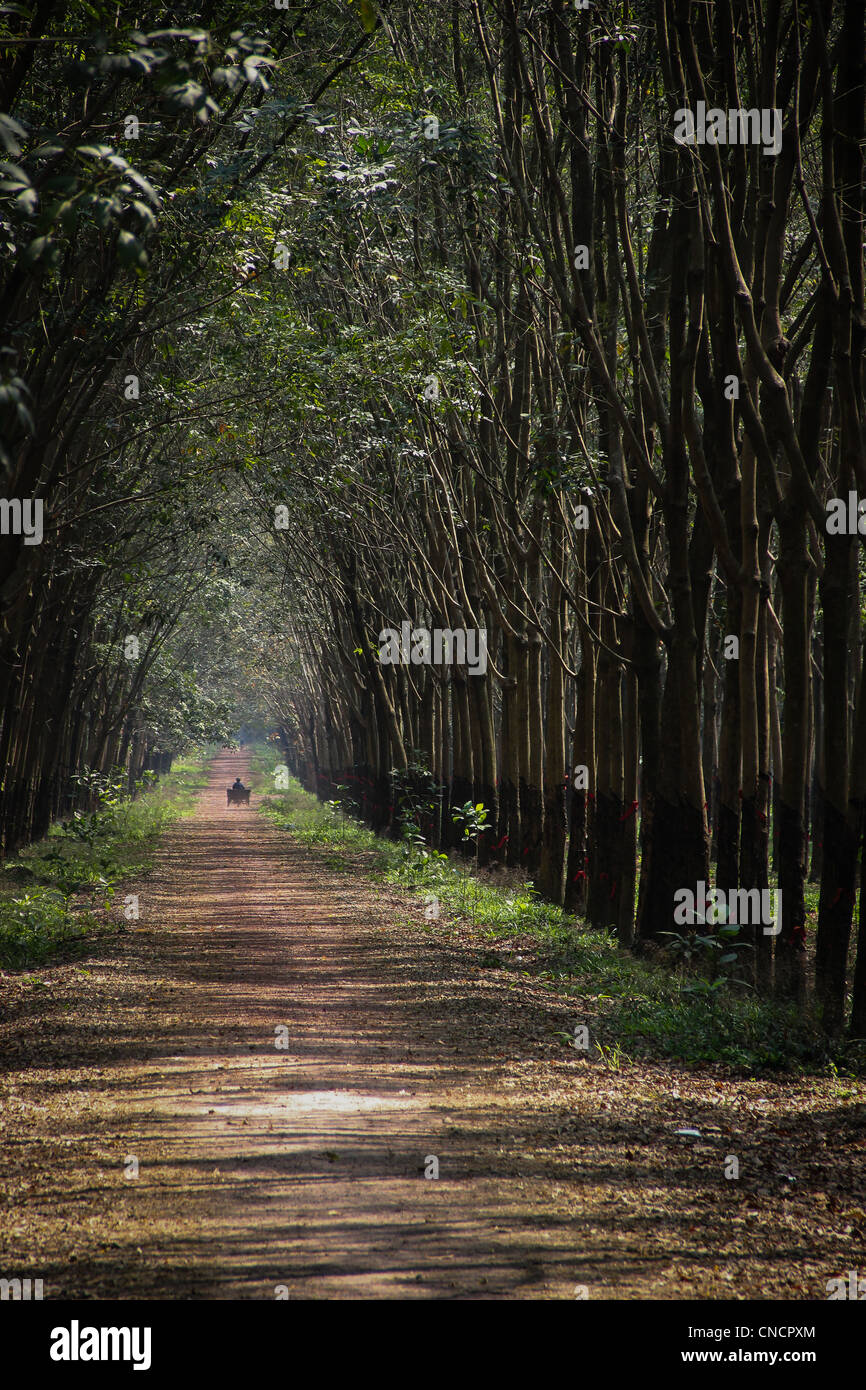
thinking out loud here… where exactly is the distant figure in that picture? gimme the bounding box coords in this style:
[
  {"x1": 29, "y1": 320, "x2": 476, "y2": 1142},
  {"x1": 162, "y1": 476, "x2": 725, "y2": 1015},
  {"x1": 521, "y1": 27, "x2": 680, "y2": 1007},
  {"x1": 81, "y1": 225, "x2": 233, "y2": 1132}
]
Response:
[{"x1": 227, "y1": 775, "x2": 251, "y2": 807}]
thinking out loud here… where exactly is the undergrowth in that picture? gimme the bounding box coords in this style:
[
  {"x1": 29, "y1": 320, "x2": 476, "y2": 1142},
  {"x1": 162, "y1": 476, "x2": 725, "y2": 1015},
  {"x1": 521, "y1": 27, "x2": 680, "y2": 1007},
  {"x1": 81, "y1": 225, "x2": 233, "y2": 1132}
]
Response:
[
  {"x1": 251, "y1": 748, "x2": 862, "y2": 1078},
  {"x1": 0, "y1": 752, "x2": 209, "y2": 969}
]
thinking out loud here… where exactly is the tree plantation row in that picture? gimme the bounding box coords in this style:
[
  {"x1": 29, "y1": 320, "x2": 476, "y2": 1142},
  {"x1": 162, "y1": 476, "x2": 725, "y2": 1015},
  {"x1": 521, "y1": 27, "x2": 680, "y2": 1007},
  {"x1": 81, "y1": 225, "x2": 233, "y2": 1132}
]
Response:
[{"x1": 0, "y1": 1, "x2": 864, "y2": 1036}]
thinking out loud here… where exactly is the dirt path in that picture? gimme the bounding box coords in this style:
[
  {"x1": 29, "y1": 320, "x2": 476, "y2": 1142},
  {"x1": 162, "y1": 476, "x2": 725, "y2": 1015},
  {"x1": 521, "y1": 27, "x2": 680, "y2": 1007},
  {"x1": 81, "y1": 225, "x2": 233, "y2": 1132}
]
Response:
[{"x1": 0, "y1": 753, "x2": 863, "y2": 1299}]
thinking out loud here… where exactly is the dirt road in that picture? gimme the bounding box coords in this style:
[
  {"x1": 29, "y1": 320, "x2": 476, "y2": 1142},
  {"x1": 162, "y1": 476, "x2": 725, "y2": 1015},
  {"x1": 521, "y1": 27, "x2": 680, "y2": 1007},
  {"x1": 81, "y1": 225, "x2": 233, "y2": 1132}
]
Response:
[{"x1": 0, "y1": 753, "x2": 861, "y2": 1299}]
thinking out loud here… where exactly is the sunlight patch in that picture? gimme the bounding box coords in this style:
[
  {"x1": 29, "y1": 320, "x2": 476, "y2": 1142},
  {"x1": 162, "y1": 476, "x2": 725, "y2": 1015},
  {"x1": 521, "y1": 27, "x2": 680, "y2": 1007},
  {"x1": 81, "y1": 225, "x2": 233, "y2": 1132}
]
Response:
[{"x1": 205, "y1": 1090, "x2": 414, "y2": 1119}]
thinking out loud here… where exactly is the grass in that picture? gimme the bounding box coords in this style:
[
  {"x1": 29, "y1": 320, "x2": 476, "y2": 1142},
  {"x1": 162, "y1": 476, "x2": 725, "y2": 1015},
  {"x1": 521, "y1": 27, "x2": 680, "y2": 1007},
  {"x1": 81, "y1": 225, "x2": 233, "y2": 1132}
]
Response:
[
  {"x1": 0, "y1": 751, "x2": 210, "y2": 970},
  {"x1": 250, "y1": 746, "x2": 863, "y2": 1078}
]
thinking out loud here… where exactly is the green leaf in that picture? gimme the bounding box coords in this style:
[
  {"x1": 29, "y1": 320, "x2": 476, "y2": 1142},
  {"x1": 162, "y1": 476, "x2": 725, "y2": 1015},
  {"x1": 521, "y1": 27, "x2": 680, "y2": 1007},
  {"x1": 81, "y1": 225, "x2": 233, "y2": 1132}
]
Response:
[
  {"x1": 0, "y1": 160, "x2": 31, "y2": 189},
  {"x1": 148, "y1": 27, "x2": 210, "y2": 42},
  {"x1": 117, "y1": 229, "x2": 148, "y2": 268},
  {"x1": 0, "y1": 113, "x2": 27, "y2": 156},
  {"x1": 21, "y1": 234, "x2": 53, "y2": 266},
  {"x1": 93, "y1": 195, "x2": 121, "y2": 228},
  {"x1": 357, "y1": 0, "x2": 379, "y2": 32},
  {"x1": 131, "y1": 199, "x2": 157, "y2": 229},
  {"x1": 54, "y1": 198, "x2": 78, "y2": 232},
  {"x1": 126, "y1": 168, "x2": 161, "y2": 206},
  {"x1": 14, "y1": 186, "x2": 38, "y2": 215}
]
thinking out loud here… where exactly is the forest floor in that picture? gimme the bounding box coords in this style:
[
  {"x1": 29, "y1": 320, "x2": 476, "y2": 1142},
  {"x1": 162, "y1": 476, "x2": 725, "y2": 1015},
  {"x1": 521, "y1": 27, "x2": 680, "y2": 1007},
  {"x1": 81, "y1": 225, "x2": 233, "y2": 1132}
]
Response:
[{"x1": 0, "y1": 751, "x2": 864, "y2": 1300}]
